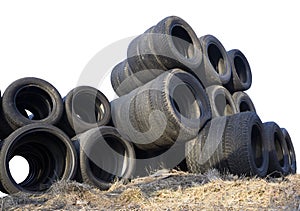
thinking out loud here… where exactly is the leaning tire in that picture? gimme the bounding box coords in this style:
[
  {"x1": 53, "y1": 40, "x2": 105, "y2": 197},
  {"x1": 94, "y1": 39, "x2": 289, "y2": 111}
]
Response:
[
  {"x1": 2, "y1": 77, "x2": 63, "y2": 130},
  {"x1": 206, "y1": 85, "x2": 238, "y2": 117},
  {"x1": 232, "y1": 91, "x2": 256, "y2": 113},
  {"x1": 224, "y1": 112, "x2": 269, "y2": 177},
  {"x1": 281, "y1": 128, "x2": 297, "y2": 174},
  {"x1": 0, "y1": 124, "x2": 77, "y2": 194},
  {"x1": 62, "y1": 86, "x2": 111, "y2": 136},
  {"x1": 185, "y1": 116, "x2": 228, "y2": 173},
  {"x1": 225, "y1": 49, "x2": 252, "y2": 92},
  {"x1": 263, "y1": 122, "x2": 289, "y2": 176},
  {"x1": 111, "y1": 69, "x2": 211, "y2": 150},
  {"x1": 196, "y1": 35, "x2": 231, "y2": 87},
  {"x1": 127, "y1": 16, "x2": 202, "y2": 77},
  {"x1": 72, "y1": 126, "x2": 135, "y2": 190}
]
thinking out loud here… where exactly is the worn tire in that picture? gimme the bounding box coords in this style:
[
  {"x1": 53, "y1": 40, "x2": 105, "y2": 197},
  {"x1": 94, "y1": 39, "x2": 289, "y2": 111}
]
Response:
[
  {"x1": 127, "y1": 16, "x2": 202, "y2": 77},
  {"x1": 2, "y1": 77, "x2": 63, "y2": 130},
  {"x1": 62, "y1": 86, "x2": 111, "y2": 136},
  {"x1": 225, "y1": 49, "x2": 252, "y2": 92},
  {"x1": 206, "y1": 85, "x2": 238, "y2": 117},
  {"x1": 111, "y1": 69, "x2": 211, "y2": 150},
  {"x1": 72, "y1": 126, "x2": 135, "y2": 190},
  {"x1": 263, "y1": 122, "x2": 289, "y2": 176},
  {"x1": 224, "y1": 112, "x2": 269, "y2": 177},
  {"x1": 185, "y1": 116, "x2": 228, "y2": 173},
  {"x1": 0, "y1": 124, "x2": 77, "y2": 194},
  {"x1": 110, "y1": 60, "x2": 143, "y2": 96},
  {"x1": 196, "y1": 35, "x2": 231, "y2": 87},
  {"x1": 281, "y1": 128, "x2": 296, "y2": 174},
  {"x1": 232, "y1": 91, "x2": 256, "y2": 113}
]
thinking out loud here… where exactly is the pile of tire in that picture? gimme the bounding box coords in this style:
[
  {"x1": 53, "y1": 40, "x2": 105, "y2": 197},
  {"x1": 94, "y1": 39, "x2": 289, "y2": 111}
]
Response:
[{"x1": 0, "y1": 15, "x2": 296, "y2": 195}]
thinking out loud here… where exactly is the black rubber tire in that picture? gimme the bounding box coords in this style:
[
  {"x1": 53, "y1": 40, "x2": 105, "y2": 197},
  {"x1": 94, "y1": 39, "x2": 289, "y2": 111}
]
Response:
[
  {"x1": 2, "y1": 77, "x2": 63, "y2": 130},
  {"x1": 61, "y1": 86, "x2": 111, "y2": 136},
  {"x1": 281, "y1": 128, "x2": 297, "y2": 174},
  {"x1": 110, "y1": 59, "x2": 143, "y2": 96},
  {"x1": 263, "y1": 122, "x2": 289, "y2": 177},
  {"x1": 206, "y1": 85, "x2": 238, "y2": 117},
  {"x1": 72, "y1": 126, "x2": 136, "y2": 190},
  {"x1": 127, "y1": 16, "x2": 202, "y2": 77},
  {"x1": 0, "y1": 95, "x2": 14, "y2": 139},
  {"x1": 196, "y1": 35, "x2": 231, "y2": 87},
  {"x1": 232, "y1": 91, "x2": 256, "y2": 113},
  {"x1": 111, "y1": 69, "x2": 211, "y2": 150},
  {"x1": 0, "y1": 124, "x2": 77, "y2": 194},
  {"x1": 225, "y1": 49, "x2": 252, "y2": 93},
  {"x1": 224, "y1": 112, "x2": 269, "y2": 177},
  {"x1": 185, "y1": 116, "x2": 228, "y2": 174}
]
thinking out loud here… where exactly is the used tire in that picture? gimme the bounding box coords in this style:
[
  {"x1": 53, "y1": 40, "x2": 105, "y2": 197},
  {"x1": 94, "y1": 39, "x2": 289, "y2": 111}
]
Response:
[
  {"x1": 110, "y1": 59, "x2": 143, "y2": 96},
  {"x1": 225, "y1": 49, "x2": 252, "y2": 92},
  {"x1": 185, "y1": 116, "x2": 228, "y2": 173},
  {"x1": 281, "y1": 128, "x2": 296, "y2": 174},
  {"x1": 232, "y1": 91, "x2": 256, "y2": 113},
  {"x1": 127, "y1": 16, "x2": 202, "y2": 80},
  {"x1": 2, "y1": 77, "x2": 63, "y2": 130},
  {"x1": 72, "y1": 126, "x2": 135, "y2": 190},
  {"x1": 206, "y1": 85, "x2": 238, "y2": 117},
  {"x1": 0, "y1": 124, "x2": 77, "y2": 194},
  {"x1": 61, "y1": 86, "x2": 111, "y2": 136},
  {"x1": 196, "y1": 35, "x2": 231, "y2": 87},
  {"x1": 111, "y1": 69, "x2": 211, "y2": 150},
  {"x1": 263, "y1": 122, "x2": 289, "y2": 176},
  {"x1": 224, "y1": 112, "x2": 269, "y2": 177}
]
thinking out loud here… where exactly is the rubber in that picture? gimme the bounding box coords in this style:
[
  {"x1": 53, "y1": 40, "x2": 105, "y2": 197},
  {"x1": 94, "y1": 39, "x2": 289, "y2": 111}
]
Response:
[
  {"x1": 232, "y1": 91, "x2": 256, "y2": 113},
  {"x1": 185, "y1": 116, "x2": 228, "y2": 173},
  {"x1": 62, "y1": 86, "x2": 111, "y2": 136},
  {"x1": 225, "y1": 49, "x2": 252, "y2": 92},
  {"x1": 2, "y1": 77, "x2": 63, "y2": 130},
  {"x1": 196, "y1": 35, "x2": 231, "y2": 87},
  {"x1": 72, "y1": 126, "x2": 136, "y2": 190},
  {"x1": 263, "y1": 122, "x2": 289, "y2": 176},
  {"x1": 111, "y1": 69, "x2": 211, "y2": 150},
  {"x1": 281, "y1": 128, "x2": 296, "y2": 174},
  {"x1": 224, "y1": 112, "x2": 269, "y2": 177},
  {"x1": 110, "y1": 59, "x2": 143, "y2": 96},
  {"x1": 127, "y1": 16, "x2": 202, "y2": 80},
  {"x1": 206, "y1": 85, "x2": 238, "y2": 117},
  {"x1": 0, "y1": 124, "x2": 77, "y2": 194}
]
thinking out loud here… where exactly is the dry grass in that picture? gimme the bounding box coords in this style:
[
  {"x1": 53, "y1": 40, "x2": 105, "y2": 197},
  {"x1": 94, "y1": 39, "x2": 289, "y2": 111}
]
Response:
[{"x1": 1, "y1": 169, "x2": 300, "y2": 210}]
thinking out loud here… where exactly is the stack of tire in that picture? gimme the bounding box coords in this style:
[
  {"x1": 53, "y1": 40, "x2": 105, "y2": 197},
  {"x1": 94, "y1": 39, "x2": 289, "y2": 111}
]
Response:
[
  {"x1": 0, "y1": 15, "x2": 296, "y2": 195},
  {"x1": 0, "y1": 80, "x2": 135, "y2": 194},
  {"x1": 110, "y1": 15, "x2": 297, "y2": 178}
]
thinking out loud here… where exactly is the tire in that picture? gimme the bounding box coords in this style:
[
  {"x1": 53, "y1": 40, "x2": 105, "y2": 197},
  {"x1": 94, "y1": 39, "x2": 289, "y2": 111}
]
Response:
[
  {"x1": 111, "y1": 69, "x2": 211, "y2": 150},
  {"x1": 206, "y1": 85, "x2": 238, "y2": 117},
  {"x1": 225, "y1": 49, "x2": 252, "y2": 92},
  {"x1": 185, "y1": 116, "x2": 228, "y2": 173},
  {"x1": 72, "y1": 126, "x2": 136, "y2": 190},
  {"x1": 232, "y1": 91, "x2": 256, "y2": 113},
  {"x1": 0, "y1": 95, "x2": 14, "y2": 139},
  {"x1": 62, "y1": 86, "x2": 111, "y2": 136},
  {"x1": 0, "y1": 124, "x2": 77, "y2": 194},
  {"x1": 196, "y1": 35, "x2": 231, "y2": 87},
  {"x1": 281, "y1": 128, "x2": 296, "y2": 174},
  {"x1": 224, "y1": 112, "x2": 269, "y2": 177},
  {"x1": 110, "y1": 59, "x2": 143, "y2": 96},
  {"x1": 263, "y1": 122, "x2": 289, "y2": 176},
  {"x1": 127, "y1": 16, "x2": 202, "y2": 78},
  {"x1": 2, "y1": 77, "x2": 63, "y2": 130}
]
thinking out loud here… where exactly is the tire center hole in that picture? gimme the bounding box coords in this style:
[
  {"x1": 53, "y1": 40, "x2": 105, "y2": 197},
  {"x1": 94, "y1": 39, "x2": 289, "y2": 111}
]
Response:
[
  {"x1": 234, "y1": 56, "x2": 247, "y2": 83},
  {"x1": 171, "y1": 25, "x2": 194, "y2": 59},
  {"x1": 9, "y1": 155, "x2": 30, "y2": 184},
  {"x1": 251, "y1": 125, "x2": 263, "y2": 168},
  {"x1": 239, "y1": 101, "x2": 251, "y2": 112},
  {"x1": 215, "y1": 93, "x2": 234, "y2": 116},
  {"x1": 207, "y1": 43, "x2": 226, "y2": 75},
  {"x1": 274, "y1": 133, "x2": 285, "y2": 167}
]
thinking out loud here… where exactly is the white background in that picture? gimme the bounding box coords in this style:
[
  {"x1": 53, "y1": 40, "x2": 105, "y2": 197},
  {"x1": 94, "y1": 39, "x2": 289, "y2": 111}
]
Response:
[{"x1": 0, "y1": 0, "x2": 299, "y2": 196}]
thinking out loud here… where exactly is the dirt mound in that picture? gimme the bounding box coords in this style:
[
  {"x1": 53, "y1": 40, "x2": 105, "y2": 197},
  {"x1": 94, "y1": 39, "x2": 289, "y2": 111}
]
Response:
[{"x1": 1, "y1": 170, "x2": 299, "y2": 210}]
